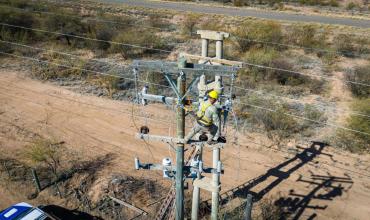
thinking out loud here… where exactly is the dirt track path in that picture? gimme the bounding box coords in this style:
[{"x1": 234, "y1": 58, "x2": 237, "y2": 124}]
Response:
[{"x1": 0, "y1": 71, "x2": 370, "y2": 219}]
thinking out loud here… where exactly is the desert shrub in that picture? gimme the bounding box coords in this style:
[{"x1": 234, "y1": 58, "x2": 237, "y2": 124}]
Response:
[
  {"x1": 233, "y1": 0, "x2": 249, "y2": 6},
  {"x1": 95, "y1": 75, "x2": 121, "y2": 97},
  {"x1": 0, "y1": 6, "x2": 37, "y2": 42},
  {"x1": 270, "y1": 58, "x2": 308, "y2": 86},
  {"x1": 346, "y1": 2, "x2": 357, "y2": 10},
  {"x1": 110, "y1": 29, "x2": 167, "y2": 59},
  {"x1": 258, "y1": 197, "x2": 284, "y2": 220},
  {"x1": 43, "y1": 12, "x2": 86, "y2": 46},
  {"x1": 181, "y1": 14, "x2": 200, "y2": 38},
  {"x1": 329, "y1": 0, "x2": 339, "y2": 6},
  {"x1": 3, "y1": 0, "x2": 29, "y2": 8},
  {"x1": 238, "y1": 95, "x2": 299, "y2": 143},
  {"x1": 345, "y1": 65, "x2": 370, "y2": 98},
  {"x1": 0, "y1": 28, "x2": 15, "y2": 53},
  {"x1": 86, "y1": 23, "x2": 115, "y2": 51},
  {"x1": 300, "y1": 104, "x2": 327, "y2": 129},
  {"x1": 233, "y1": 21, "x2": 282, "y2": 52},
  {"x1": 26, "y1": 139, "x2": 62, "y2": 177},
  {"x1": 242, "y1": 47, "x2": 279, "y2": 81},
  {"x1": 286, "y1": 24, "x2": 327, "y2": 50},
  {"x1": 147, "y1": 13, "x2": 168, "y2": 29},
  {"x1": 31, "y1": 56, "x2": 87, "y2": 80},
  {"x1": 336, "y1": 99, "x2": 370, "y2": 152},
  {"x1": 199, "y1": 18, "x2": 224, "y2": 32},
  {"x1": 333, "y1": 34, "x2": 355, "y2": 57}
]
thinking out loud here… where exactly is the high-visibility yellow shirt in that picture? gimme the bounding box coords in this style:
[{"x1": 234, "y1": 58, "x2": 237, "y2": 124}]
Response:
[{"x1": 196, "y1": 100, "x2": 219, "y2": 127}]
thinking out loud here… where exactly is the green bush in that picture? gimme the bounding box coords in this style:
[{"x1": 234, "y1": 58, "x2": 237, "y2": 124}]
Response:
[
  {"x1": 329, "y1": 0, "x2": 339, "y2": 7},
  {"x1": 270, "y1": 58, "x2": 307, "y2": 86},
  {"x1": 242, "y1": 47, "x2": 279, "y2": 81},
  {"x1": 345, "y1": 65, "x2": 370, "y2": 98},
  {"x1": 233, "y1": 21, "x2": 282, "y2": 53},
  {"x1": 346, "y1": 2, "x2": 357, "y2": 10},
  {"x1": 237, "y1": 95, "x2": 299, "y2": 143},
  {"x1": 43, "y1": 12, "x2": 86, "y2": 46},
  {"x1": 336, "y1": 99, "x2": 370, "y2": 152},
  {"x1": 109, "y1": 29, "x2": 165, "y2": 59}
]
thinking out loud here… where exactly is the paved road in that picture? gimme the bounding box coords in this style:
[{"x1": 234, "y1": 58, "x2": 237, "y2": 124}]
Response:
[{"x1": 96, "y1": 0, "x2": 370, "y2": 28}]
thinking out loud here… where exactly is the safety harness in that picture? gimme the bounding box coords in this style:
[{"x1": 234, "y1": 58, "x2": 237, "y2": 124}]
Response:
[{"x1": 196, "y1": 102, "x2": 213, "y2": 127}]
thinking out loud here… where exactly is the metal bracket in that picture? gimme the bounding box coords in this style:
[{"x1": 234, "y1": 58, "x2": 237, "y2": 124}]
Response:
[
  {"x1": 136, "y1": 133, "x2": 184, "y2": 144},
  {"x1": 164, "y1": 73, "x2": 181, "y2": 99},
  {"x1": 181, "y1": 76, "x2": 200, "y2": 101}
]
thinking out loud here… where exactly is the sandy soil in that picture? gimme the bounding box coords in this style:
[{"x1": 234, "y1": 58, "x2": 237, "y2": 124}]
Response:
[{"x1": 0, "y1": 70, "x2": 370, "y2": 219}]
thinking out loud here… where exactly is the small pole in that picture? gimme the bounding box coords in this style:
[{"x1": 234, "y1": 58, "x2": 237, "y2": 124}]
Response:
[
  {"x1": 191, "y1": 144, "x2": 203, "y2": 220},
  {"x1": 201, "y1": 39, "x2": 209, "y2": 57},
  {"x1": 31, "y1": 168, "x2": 42, "y2": 192},
  {"x1": 175, "y1": 58, "x2": 186, "y2": 220},
  {"x1": 244, "y1": 194, "x2": 253, "y2": 220},
  {"x1": 211, "y1": 147, "x2": 220, "y2": 220}
]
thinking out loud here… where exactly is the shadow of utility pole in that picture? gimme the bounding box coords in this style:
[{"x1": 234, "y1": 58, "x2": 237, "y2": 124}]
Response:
[
  {"x1": 199, "y1": 141, "x2": 336, "y2": 215},
  {"x1": 275, "y1": 173, "x2": 353, "y2": 220}
]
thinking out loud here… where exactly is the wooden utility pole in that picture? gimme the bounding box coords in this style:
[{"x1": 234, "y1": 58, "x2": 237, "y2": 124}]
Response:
[
  {"x1": 175, "y1": 58, "x2": 186, "y2": 220},
  {"x1": 133, "y1": 56, "x2": 237, "y2": 220}
]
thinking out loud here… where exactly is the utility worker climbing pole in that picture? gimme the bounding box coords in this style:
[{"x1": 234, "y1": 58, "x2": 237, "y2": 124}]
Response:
[{"x1": 184, "y1": 90, "x2": 221, "y2": 144}]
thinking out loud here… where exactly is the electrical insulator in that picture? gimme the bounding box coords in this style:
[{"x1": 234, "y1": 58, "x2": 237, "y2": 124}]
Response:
[
  {"x1": 134, "y1": 158, "x2": 140, "y2": 170},
  {"x1": 140, "y1": 126, "x2": 149, "y2": 134},
  {"x1": 162, "y1": 157, "x2": 172, "y2": 178}
]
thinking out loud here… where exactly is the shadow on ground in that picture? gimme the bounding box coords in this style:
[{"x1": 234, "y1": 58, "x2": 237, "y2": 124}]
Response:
[
  {"x1": 41, "y1": 205, "x2": 103, "y2": 220},
  {"x1": 199, "y1": 141, "x2": 354, "y2": 219}
]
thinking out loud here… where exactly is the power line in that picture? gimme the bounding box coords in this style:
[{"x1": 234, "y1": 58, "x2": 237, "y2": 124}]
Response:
[
  {"x1": 0, "y1": 4, "x2": 166, "y2": 31},
  {"x1": 240, "y1": 61, "x2": 370, "y2": 87},
  {"x1": 230, "y1": 36, "x2": 364, "y2": 57},
  {"x1": 0, "y1": 50, "x2": 171, "y2": 89},
  {"x1": 0, "y1": 39, "x2": 171, "y2": 88},
  {"x1": 2, "y1": 50, "x2": 368, "y2": 136},
  {"x1": 233, "y1": 85, "x2": 370, "y2": 119},
  {"x1": 2, "y1": 22, "x2": 369, "y2": 88},
  {"x1": 237, "y1": 101, "x2": 370, "y2": 136},
  {"x1": 0, "y1": 23, "x2": 173, "y2": 54}
]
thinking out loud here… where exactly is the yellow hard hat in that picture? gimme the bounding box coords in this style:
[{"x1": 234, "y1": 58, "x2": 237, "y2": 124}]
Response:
[{"x1": 208, "y1": 90, "x2": 219, "y2": 99}]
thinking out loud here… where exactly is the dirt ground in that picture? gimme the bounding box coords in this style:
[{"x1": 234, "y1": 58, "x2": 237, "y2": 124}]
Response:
[{"x1": 0, "y1": 70, "x2": 370, "y2": 219}]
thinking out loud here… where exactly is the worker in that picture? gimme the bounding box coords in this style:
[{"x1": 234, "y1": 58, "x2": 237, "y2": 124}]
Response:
[{"x1": 184, "y1": 90, "x2": 220, "y2": 144}]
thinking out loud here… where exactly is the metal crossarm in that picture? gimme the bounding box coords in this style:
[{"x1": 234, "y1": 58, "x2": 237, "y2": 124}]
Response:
[{"x1": 132, "y1": 60, "x2": 238, "y2": 76}]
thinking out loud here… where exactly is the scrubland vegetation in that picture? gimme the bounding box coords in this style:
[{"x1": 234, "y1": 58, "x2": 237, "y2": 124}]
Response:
[{"x1": 0, "y1": 0, "x2": 369, "y2": 153}]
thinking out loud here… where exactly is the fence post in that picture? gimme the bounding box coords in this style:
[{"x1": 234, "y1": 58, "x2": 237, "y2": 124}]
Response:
[
  {"x1": 244, "y1": 194, "x2": 253, "y2": 220},
  {"x1": 31, "y1": 168, "x2": 42, "y2": 192}
]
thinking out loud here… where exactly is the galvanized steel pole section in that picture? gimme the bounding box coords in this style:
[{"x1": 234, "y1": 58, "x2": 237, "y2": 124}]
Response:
[
  {"x1": 176, "y1": 58, "x2": 186, "y2": 220},
  {"x1": 211, "y1": 147, "x2": 220, "y2": 220}
]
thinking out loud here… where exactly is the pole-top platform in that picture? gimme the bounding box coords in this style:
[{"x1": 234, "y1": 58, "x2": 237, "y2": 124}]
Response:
[{"x1": 196, "y1": 30, "x2": 230, "y2": 41}]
